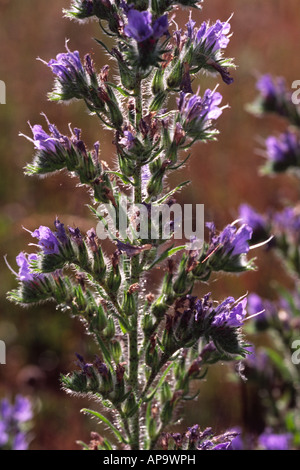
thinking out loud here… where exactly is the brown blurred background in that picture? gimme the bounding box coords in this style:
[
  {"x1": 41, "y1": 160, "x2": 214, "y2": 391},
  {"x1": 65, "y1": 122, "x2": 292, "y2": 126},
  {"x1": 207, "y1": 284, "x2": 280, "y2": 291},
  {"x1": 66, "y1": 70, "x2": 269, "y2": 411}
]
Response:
[{"x1": 0, "y1": 0, "x2": 300, "y2": 449}]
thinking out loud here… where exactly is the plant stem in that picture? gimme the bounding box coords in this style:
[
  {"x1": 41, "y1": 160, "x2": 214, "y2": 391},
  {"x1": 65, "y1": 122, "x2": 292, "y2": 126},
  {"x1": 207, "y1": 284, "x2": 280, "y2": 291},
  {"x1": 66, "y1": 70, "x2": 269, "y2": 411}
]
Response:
[{"x1": 128, "y1": 75, "x2": 143, "y2": 450}]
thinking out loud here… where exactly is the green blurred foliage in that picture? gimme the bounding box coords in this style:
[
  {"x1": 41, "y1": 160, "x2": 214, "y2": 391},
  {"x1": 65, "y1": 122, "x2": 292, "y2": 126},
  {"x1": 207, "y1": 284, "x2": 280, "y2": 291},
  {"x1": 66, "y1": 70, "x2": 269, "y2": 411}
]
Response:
[{"x1": 0, "y1": 0, "x2": 300, "y2": 449}]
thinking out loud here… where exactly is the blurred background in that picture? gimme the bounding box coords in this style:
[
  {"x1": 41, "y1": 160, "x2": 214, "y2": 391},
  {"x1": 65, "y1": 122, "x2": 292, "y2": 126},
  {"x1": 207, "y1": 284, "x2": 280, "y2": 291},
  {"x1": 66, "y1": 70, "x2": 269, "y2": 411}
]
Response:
[{"x1": 0, "y1": 0, "x2": 300, "y2": 449}]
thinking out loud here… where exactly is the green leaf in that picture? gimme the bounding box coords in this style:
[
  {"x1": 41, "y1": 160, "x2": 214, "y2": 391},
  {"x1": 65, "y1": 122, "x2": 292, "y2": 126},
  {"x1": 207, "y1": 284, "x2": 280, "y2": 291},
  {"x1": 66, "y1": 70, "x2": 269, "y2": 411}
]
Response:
[
  {"x1": 81, "y1": 408, "x2": 127, "y2": 444},
  {"x1": 95, "y1": 334, "x2": 113, "y2": 371},
  {"x1": 146, "y1": 245, "x2": 186, "y2": 271},
  {"x1": 106, "y1": 171, "x2": 135, "y2": 186},
  {"x1": 106, "y1": 82, "x2": 136, "y2": 98},
  {"x1": 94, "y1": 37, "x2": 112, "y2": 55},
  {"x1": 152, "y1": 180, "x2": 190, "y2": 205},
  {"x1": 144, "y1": 362, "x2": 174, "y2": 402}
]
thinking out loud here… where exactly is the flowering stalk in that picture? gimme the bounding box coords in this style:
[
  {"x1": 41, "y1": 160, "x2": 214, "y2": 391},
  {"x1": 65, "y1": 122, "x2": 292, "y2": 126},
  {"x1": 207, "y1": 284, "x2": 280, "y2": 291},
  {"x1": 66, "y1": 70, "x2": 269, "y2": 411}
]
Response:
[{"x1": 7, "y1": 0, "x2": 262, "y2": 450}]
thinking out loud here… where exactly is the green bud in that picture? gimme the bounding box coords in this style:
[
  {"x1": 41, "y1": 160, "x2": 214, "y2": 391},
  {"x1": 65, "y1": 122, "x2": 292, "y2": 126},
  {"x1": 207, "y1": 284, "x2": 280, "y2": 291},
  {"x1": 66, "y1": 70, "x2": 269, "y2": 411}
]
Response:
[
  {"x1": 173, "y1": 271, "x2": 188, "y2": 295},
  {"x1": 119, "y1": 62, "x2": 136, "y2": 91},
  {"x1": 106, "y1": 265, "x2": 121, "y2": 293},
  {"x1": 145, "y1": 343, "x2": 159, "y2": 371},
  {"x1": 160, "y1": 382, "x2": 172, "y2": 404},
  {"x1": 149, "y1": 91, "x2": 167, "y2": 113},
  {"x1": 122, "y1": 291, "x2": 136, "y2": 316},
  {"x1": 96, "y1": 303, "x2": 108, "y2": 331},
  {"x1": 107, "y1": 100, "x2": 123, "y2": 130},
  {"x1": 118, "y1": 154, "x2": 135, "y2": 178},
  {"x1": 124, "y1": 393, "x2": 138, "y2": 418},
  {"x1": 161, "y1": 273, "x2": 174, "y2": 296},
  {"x1": 152, "y1": 68, "x2": 165, "y2": 95},
  {"x1": 210, "y1": 327, "x2": 245, "y2": 357},
  {"x1": 93, "y1": 247, "x2": 107, "y2": 280},
  {"x1": 173, "y1": 256, "x2": 189, "y2": 294},
  {"x1": 151, "y1": 294, "x2": 168, "y2": 319},
  {"x1": 103, "y1": 317, "x2": 115, "y2": 340},
  {"x1": 110, "y1": 340, "x2": 122, "y2": 363},
  {"x1": 93, "y1": 0, "x2": 111, "y2": 20},
  {"x1": 161, "y1": 400, "x2": 174, "y2": 426},
  {"x1": 167, "y1": 61, "x2": 184, "y2": 89},
  {"x1": 147, "y1": 174, "x2": 164, "y2": 198},
  {"x1": 142, "y1": 313, "x2": 154, "y2": 338},
  {"x1": 147, "y1": 417, "x2": 157, "y2": 440},
  {"x1": 77, "y1": 241, "x2": 89, "y2": 270},
  {"x1": 61, "y1": 371, "x2": 88, "y2": 394}
]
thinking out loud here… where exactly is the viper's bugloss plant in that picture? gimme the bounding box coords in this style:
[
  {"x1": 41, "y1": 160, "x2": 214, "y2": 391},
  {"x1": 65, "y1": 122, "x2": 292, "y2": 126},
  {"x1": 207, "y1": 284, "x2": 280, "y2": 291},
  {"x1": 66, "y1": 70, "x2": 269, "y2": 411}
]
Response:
[{"x1": 7, "y1": 0, "x2": 263, "y2": 450}]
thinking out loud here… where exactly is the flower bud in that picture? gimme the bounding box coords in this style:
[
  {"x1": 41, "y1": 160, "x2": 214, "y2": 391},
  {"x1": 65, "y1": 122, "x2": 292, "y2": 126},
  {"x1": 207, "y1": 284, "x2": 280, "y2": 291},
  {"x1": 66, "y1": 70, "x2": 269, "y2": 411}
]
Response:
[
  {"x1": 124, "y1": 393, "x2": 138, "y2": 418},
  {"x1": 167, "y1": 61, "x2": 184, "y2": 89},
  {"x1": 142, "y1": 313, "x2": 154, "y2": 338},
  {"x1": 152, "y1": 68, "x2": 165, "y2": 95},
  {"x1": 122, "y1": 290, "x2": 137, "y2": 316},
  {"x1": 151, "y1": 294, "x2": 168, "y2": 319},
  {"x1": 106, "y1": 264, "x2": 121, "y2": 293},
  {"x1": 110, "y1": 340, "x2": 122, "y2": 363},
  {"x1": 160, "y1": 381, "x2": 172, "y2": 404},
  {"x1": 94, "y1": 0, "x2": 112, "y2": 20},
  {"x1": 161, "y1": 400, "x2": 174, "y2": 426},
  {"x1": 103, "y1": 317, "x2": 115, "y2": 340},
  {"x1": 96, "y1": 303, "x2": 108, "y2": 331}
]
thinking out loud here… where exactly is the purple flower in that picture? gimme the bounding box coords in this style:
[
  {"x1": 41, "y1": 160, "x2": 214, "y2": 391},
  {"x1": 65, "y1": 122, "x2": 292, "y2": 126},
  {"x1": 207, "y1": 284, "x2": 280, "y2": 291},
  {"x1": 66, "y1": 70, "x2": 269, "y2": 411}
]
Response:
[
  {"x1": 194, "y1": 293, "x2": 212, "y2": 322},
  {"x1": 124, "y1": 9, "x2": 168, "y2": 42},
  {"x1": 211, "y1": 442, "x2": 231, "y2": 450},
  {"x1": 152, "y1": 15, "x2": 169, "y2": 39},
  {"x1": 47, "y1": 48, "x2": 83, "y2": 81},
  {"x1": 31, "y1": 226, "x2": 60, "y2": 255},
  {"x1": 21, "y1": 114, "x2": 72, "y2": 156},
  {"x1": 255, "y1": 74, "x2": 294, "y2": 118},
  {"x1": 68, "y1": 226, "x2": 83, "y2": 245},
  {"x1": 13, "y1": 396, "x2": 33, "y2": 423},
  {"x1": 216, "y1": 223, "x2": 253, "y2": 257},
  {"x1": 258, "y1": 431, "x2": 292, "y2": 450},
  {"x1": 29, "y1": 124, "x2": 57, "y2": 153},
  {"x1": 247, "y1": 293, "x2": 264, "y2": 316},
  {"x1": 239, "y1": 204, "x2": 267, "y2": 233},
  {"x1": 273, "y1": 206, "x2": 300, "y2": 243},
  {"x1": 256, "y1": 74, "x2": 286, "y2": 100},
  {"x1": 0, "y1": 396, "x2": 33, "y2": 450},
  {"x1": 12, "y1": 432, "x2": 29, "y2": 451},
  {"x1": 264, "y1": 131, "x2": 299, "y2": 169},
  {"x1": 15, "y1": 252, "x2": 40, "y2": 282},
  {"x1": 177, "y1": 89, "x2": 223, "y2": 132},
  {"x1": 119, "y1": 130, "x2": 135, "y2": 150},
  {"x1": 1, "y1": 398, "x2": 13, "y2": 421},
  {"x1": 212, "y1": 297, "x2": 247, "y2": 328},
  {"x1": 54, "y1": 218, "x2": 69, "y2": 245},
  {"x1": 0, "y1": 421, "x2": 8, "y2": 447},
  {"x1": 195, "y1": 19, "x2": 232, "y2": 53},
  {"x1": 228, "y1": 428, "x2": 244, "y2": 450}
]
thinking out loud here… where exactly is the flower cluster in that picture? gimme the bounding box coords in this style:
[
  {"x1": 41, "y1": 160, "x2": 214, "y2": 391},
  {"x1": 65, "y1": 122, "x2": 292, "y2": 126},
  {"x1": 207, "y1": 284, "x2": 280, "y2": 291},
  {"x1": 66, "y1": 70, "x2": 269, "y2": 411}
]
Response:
[
  {"x1": 238, "y1": 202, "x2": 300, "y2": 276},
  {"x1": 0, "y1": 396, "x2": 33, "y2": 450},
  {"x1": 159, "y1": 425, "x2": 239, "y2": 450},
  {"x1": 176, "y1": 88, "x2": 224, "y2": 141},
  {"x1": 124, "y1": 9, "x2": 168, "y2": 43},
  {"x1": 249, "y1": 74, "x2": 300, "y2": 126}
]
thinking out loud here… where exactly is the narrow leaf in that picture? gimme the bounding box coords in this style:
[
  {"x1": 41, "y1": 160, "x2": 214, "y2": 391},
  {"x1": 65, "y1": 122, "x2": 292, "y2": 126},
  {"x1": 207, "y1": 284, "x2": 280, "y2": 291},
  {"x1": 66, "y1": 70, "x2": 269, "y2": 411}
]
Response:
[{"x1": 81, "y1": 408, "x2": 127, "y2": 444}]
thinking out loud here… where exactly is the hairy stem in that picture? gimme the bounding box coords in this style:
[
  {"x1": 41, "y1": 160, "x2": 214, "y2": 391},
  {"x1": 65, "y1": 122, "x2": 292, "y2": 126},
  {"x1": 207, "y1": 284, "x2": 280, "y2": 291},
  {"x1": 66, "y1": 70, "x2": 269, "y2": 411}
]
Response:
[{"x1": 128, "y1": 75, "x2": 143, "y2": 450}]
